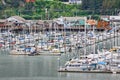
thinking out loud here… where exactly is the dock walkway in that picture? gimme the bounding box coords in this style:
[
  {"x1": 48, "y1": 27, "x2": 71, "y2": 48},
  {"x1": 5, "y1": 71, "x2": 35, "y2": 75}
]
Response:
[{"x1": 58, "y1": 69, "x2": 120, "y2": 74}]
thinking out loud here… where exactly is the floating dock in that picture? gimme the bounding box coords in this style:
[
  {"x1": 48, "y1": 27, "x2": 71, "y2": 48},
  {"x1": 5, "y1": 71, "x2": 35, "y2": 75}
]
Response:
[
  {"x1": 58, "y1": 68, "x2": 120, "y2": 74},
  {"x1": 10, "y1": 52, "x2": 61, "y2": 56},
  {"x1": 38, "y1": 53, "x2": 61, "y2": 56}
]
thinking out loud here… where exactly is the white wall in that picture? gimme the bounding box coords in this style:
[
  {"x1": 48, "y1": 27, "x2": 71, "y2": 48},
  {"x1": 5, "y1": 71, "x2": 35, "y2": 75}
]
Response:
[{"x1": 69, "y1": 0, "x2": 82, "y2": 4}]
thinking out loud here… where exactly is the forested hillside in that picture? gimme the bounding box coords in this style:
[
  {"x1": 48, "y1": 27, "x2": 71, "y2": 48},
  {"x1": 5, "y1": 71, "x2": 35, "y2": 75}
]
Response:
[
  {"x1": 82, "y1": 0, "x2": 120, "y2": 15},
  {"x1": 0, "y1": 0, "x2": 120, "y2": 20}
]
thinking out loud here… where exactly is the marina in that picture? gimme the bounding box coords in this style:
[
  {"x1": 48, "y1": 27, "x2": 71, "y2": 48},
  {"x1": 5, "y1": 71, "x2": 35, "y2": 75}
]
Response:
[
  {"x1": 0, "y1": 13, "x2": 120, "y2": 80},
  {"x1": 0, "y1": 35, "x2": 120, "y2": 80},
  {"x1": 1, "y1": 0, "x2": 120, "y2": 80}
]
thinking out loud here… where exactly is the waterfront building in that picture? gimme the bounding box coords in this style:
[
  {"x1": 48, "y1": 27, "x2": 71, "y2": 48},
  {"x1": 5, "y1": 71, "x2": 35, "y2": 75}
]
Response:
[
  {"x1": 110, "y1": 16, "x2": 120, "y2": 27},
  {"x1": 1, "y1": 16, "x2": 119, "y2": 32},
  {"x1": 0, "y1": 16, "x2": 45, "y2": 31},
  {"x1": 53, "y1": 16, "x2": 87, "y2": 31}
]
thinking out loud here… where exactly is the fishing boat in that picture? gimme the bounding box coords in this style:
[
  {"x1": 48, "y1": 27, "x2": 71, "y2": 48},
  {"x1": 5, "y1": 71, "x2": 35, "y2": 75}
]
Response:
[
  {"x1": 10, "y1": 47, "x2": 31, "y2": 55},
  {"x1": 10, "y1": 45, "x2": 35, "y2": 55}
]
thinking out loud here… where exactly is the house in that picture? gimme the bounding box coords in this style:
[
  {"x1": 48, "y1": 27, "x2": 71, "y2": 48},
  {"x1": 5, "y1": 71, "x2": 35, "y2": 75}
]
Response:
[
  {"x1": 109, "y1": 16, "x2": 120, "y2": 31},
  {"x1": 53, "y1": 16, "x2": 87, "y2": 31},
  {"x1": 110, "y1": 16, "x2": 120, "y2": 27},
  {"x1": 69, "y1": 0, "x2": 82, "y2": 4}
]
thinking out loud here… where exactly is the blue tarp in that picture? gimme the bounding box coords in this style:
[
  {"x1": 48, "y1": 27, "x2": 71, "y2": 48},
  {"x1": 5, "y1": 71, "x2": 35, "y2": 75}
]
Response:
[
  {"x1": 97, "y1": 62, "x2": 106, "y2": 65},
  {"x1": 19, "y1": 37, "x2": 24, "y2": 40},
  {"x1": 24, "y1": 47, "x2": 31, "y2": 52}
]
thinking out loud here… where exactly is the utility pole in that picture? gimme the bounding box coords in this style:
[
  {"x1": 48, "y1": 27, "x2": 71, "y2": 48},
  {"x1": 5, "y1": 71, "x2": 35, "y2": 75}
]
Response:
[{"x1": 45, "y1": 8, "x2": 48, "y2": 20}]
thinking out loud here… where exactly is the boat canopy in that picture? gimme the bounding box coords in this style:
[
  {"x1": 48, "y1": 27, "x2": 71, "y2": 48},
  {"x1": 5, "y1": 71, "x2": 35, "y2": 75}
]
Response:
[{"x1": 97, "y1": 62, "x2": 106, "y2": 65}]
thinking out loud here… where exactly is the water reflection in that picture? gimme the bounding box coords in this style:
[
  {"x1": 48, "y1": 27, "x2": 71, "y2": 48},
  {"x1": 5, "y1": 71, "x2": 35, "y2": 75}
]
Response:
[
  {"x1": 0, "y1": 54, "x2": 120, "y2": 80},
  {"x1": 0, "y1": 56, "x2": 59, "y2": 78}
]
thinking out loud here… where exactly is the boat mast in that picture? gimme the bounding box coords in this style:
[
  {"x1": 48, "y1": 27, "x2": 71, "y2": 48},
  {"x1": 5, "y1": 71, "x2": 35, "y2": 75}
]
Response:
[{"x1": 84, "y1": 17, "x2": 87, "y2": 57}]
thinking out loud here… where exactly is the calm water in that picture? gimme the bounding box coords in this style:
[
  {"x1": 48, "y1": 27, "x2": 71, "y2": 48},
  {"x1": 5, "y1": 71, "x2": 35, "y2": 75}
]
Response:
[
  {"x1": 0, "y1": 37, "x2": 120, "y2": 80},
  {"x1": 0, "y1": 55, "x2": 120, "y2": 80}
]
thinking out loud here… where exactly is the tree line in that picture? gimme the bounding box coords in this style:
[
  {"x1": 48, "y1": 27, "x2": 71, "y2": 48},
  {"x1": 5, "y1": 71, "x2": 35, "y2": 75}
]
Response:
[
  {"x1": 0, "y1": 0, "x2": 120, "y2": 20},
  {"x1": 82, "y1": 0, "x2": 120, "y2": 15}
]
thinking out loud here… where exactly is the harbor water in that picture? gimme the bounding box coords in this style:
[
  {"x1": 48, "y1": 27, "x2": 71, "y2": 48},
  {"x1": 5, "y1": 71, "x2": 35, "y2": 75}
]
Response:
[
  {"x1": 0, "y1": 37, "x2": 120, "y2": 80},
  {"x1": 0, "y1": 55, "x2": 120, "y2": 80}
]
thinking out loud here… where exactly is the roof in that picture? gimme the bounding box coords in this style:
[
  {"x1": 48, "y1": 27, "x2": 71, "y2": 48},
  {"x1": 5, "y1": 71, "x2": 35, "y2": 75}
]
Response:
[
  {"x1": 36, "y1": 20, "x2": 44, "y2": 24},
  {"x1": 87, "y1": 20, "x2": 96, "y2": 25},
  {"x1": 110, "y1": 16, "x2": 120, "y2": 21},
  {"x1": 74, "y1": 19, "x2": 85, "y2": 26},
  {"x1": 79, "y1": 19, "x2": 85, "y2": 25},
  {"x1": 54, "y1": 16, "x2": 86, "y2": 21},
  {"x1": 6, "y1": 16, "x2": 26, "y2": 23},
  {"x1": 63, "y1": 17, "x2": 86, "y2": 21},
  {"x1": 102, "y1": 18, "x2": 109, "y2": 22},
  {"x1": 53, "y1": 16, "x2": 87, "y2": 25},
  {"x1": 0, "y1": 20, "x2": 6, "y2": 23}
]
